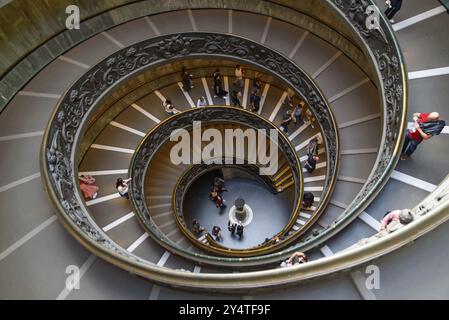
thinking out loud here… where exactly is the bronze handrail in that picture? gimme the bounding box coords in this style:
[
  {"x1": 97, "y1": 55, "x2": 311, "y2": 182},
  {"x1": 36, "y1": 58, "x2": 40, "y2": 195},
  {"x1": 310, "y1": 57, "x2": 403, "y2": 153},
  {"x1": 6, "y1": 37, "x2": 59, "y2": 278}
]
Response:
[{"x1": 40, "y1": 0, "x2": 408, "y2": 288}]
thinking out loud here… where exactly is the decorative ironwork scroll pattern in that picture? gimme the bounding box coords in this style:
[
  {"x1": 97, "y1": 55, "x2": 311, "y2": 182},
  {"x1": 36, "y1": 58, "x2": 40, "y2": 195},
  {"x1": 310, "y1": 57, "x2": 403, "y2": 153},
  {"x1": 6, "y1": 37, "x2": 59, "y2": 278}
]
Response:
[
  {"x1": 43, "y1": 32, "x2": 338, "y2": 264},
  {"x1": 37, "y1": 0, "x2": 415, "y2": 286},
  {"x1": 130, "y1": 107, "x2": 302, "y2": 250},
  {"x1": 331, "y1": 0, "x2": 405, "y2": 215},
  {"x1": 172, "y1": 161, "x2": 291, "y2": 252},
  {"x1": 129, "y1": 106, "x2": 302, "y2": 255},
  {"x1": 173, "y1": 162, "x2": 278, "y2": 228}
]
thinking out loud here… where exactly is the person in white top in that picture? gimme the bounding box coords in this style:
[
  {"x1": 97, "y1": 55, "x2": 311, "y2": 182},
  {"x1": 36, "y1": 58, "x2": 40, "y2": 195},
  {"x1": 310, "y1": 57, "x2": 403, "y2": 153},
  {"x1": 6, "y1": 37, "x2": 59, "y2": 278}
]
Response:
[
  {"x1": 196, "y1": 96, "x2": 207, "y2": 108},
  {"x1": 116, "y1": 178, "x2": 132, "y2": 199},
  {"x1": 163, "y1": 99, "x2": 180, "y2": 115}
]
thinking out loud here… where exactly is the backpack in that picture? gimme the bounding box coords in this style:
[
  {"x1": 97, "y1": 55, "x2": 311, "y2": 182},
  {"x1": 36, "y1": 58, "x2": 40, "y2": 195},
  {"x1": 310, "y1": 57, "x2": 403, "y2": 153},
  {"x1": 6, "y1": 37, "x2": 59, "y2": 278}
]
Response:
[{"x1": 421, "y1": 120, "x2": 446, "y2": 136}]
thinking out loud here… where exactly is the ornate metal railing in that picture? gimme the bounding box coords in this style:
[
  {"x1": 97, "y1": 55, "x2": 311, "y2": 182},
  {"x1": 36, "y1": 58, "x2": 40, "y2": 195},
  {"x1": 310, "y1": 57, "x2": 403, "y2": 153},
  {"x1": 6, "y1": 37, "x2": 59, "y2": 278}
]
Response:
[
  {"x1": 130, "y1": 106, "x2": 306, "y2": 259},
  {"x1": 292, "y1": 0, "x2": 408, "y2": 251},
  {"x1": 172, "y1": 161, "x2": 282, "y2": 254},
  {"x1": 40, "y1": 0, "x2": 410, "y2": 289},
  {"x1": 42, "y1": 31, "x2": 339, "y2": 267}
]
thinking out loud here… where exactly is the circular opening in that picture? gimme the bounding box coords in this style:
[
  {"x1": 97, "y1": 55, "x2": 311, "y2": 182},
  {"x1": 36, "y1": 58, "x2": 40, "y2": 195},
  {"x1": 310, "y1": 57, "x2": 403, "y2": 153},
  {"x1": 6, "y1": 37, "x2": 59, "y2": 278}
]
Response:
[{"x1": 183, "y1": 167, "x2": 295, "y2": 250}]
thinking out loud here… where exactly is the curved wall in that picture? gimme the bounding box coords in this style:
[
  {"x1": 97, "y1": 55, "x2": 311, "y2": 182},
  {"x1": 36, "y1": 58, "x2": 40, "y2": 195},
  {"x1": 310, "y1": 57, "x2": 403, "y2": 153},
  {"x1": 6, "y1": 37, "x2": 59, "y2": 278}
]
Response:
[{"x1": 0, "y1": 0, "x2": 375, "y2": 111}]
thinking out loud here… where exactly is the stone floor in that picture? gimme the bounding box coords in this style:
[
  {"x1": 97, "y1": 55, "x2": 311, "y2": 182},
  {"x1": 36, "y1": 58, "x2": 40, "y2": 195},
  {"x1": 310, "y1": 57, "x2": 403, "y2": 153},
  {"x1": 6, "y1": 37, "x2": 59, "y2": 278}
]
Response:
[{"x1": 183, "y1": 169, "x2": 294, "y2": 249}]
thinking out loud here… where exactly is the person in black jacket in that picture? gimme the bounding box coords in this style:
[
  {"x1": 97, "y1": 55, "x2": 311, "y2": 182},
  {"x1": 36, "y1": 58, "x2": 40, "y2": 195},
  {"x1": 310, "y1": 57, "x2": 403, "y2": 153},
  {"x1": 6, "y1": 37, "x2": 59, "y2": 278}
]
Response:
[
  {"x1": 230, "y1": 88, "x2": 242, "y2": 107},
  {"x1": 228, "y1": 220, "x2": 237, "y2": 234},
  {"x1": 249, "y1": 87, "x2": 261, "y2": 113},
  {"x1": 213, "y1": 69, "x2": 228, "y2": 98},
  {"x1": 212, "y1": 225, "x2": 222, "y2": 241},
  {"x1": 236, "y1": 224, "x2": 244, "y2": 238},
  {"x1": 385, "y1": 0, "x2": 402, "y2": 23},
  {"x1": 302, "y1": 192, "x2": 315, "y2": 209},
  {"x1": 213, "y1": 176, "x2": 228, "y2": 192},
  {"x1": 181, "y1": 67, "x2": 194, "y2": 93},
  {"x1": 279, "y1": 111, "x2": 293, "y2": 134},
  {"x1": 304, "y1": 154, "x2": 319, "y2": 173}
]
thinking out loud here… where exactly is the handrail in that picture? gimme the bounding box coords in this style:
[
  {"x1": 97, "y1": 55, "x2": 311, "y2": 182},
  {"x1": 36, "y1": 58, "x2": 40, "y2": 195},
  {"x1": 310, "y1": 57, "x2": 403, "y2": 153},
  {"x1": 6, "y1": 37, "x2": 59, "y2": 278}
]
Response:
[
  {"x1": 40, "y1": 0, "x2": 409, "y2": 289},
  {"x1": 172, "y1": 161, "x2": 286, "y2": 255},
  {"x1": 42, "y1": 31, "x2": 339, "y2": 265},
  {"x1": 129, "y1": 106, "x2": 305, "y2": 260},
  {"x1": 81, "y1": 64, "x2": 292, "y2": 150},
  {"x1": 0, "y1": 0, "x2": 373, "y2": 112},
  {"x1": 290, "y1": 0, "x2": 408, "y2": 252}
]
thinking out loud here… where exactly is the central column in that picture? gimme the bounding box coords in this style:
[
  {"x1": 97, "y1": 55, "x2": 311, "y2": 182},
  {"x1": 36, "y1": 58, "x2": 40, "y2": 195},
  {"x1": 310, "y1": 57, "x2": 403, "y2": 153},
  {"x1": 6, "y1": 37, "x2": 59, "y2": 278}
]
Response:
[
  {"x1": 234, "y1": 197, "x2": 247, "y2": 222},
  {"x1": 229, "y1": 197, "x2": 254, "y2": 227}
]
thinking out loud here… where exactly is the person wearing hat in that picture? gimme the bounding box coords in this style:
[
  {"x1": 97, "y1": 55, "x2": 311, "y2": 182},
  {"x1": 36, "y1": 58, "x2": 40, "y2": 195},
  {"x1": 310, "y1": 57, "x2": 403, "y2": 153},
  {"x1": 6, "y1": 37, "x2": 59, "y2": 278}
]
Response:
[{"x1": 379, "y1": 209, "x2": 414, "y2": 233}]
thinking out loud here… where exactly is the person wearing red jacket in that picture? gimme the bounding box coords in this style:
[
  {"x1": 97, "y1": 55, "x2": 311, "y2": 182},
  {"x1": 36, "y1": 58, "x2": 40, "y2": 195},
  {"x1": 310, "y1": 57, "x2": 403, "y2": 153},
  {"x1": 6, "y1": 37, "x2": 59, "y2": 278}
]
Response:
[
  {"x1": 79, "y1": 175, "x2": 99, "y2": 200},
  {"x1": 401, "y1": 112, "x2": 440, "y2": 160},
  {"x1": 209, "y1": 187, "x2": 226, "y2": 208}
]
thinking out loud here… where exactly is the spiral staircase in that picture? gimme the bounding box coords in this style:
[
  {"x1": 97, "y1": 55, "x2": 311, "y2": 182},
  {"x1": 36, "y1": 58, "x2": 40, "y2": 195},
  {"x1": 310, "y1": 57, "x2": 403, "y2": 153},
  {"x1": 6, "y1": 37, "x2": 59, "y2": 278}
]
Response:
[{"x1": 1, "y1": 0, "x2": 449, "y2": 299}]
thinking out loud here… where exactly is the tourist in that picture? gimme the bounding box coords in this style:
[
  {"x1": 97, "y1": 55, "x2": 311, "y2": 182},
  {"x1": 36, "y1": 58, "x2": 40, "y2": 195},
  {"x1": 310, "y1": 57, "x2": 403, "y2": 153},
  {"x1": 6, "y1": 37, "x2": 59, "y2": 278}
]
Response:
[
  {"x1": 236, "y1": 224, "x2": 244, "y2": 238},
  {"x1": 304, "y1": 154, "x2": 319, "y2": 173},
  {"x1": 252, "y1": 72, "x2": 262, "y2": 91},
  {"x1": 234, "y1": 65, "x2": 244, "y2": 92},
  {"x1": 249, "y1": 87, "x2": 261, "y2": 113},
  {"x1": 350, "y1": 209, "x2": 415, "y2": 247},
  {"x1": 307, "y1": 137, "x2": 320, "y2": 157},
  {"x1": 385, "y1": 0, "x2": 402, "y2": 23},
  {"x1": 228, "y1": 220, "x2": 237, "y2": 234},
  {"x1": 280, "y1": 252, "x2": 308, "y2": 267},
  {"x1": 163, "y1": 99, "x2": 180, "y2": 115},
  {"x1": 279, "y1": 110, "x2": 293, "y2": 134},
  {"x1": 181, "y1": 67, "x2": 194, "y2": 92},
  {"x1": 302, "y1": 192, "x2": 315, "y2": 209},
  {"x1": 79, "y1": 175, "x2": 99, "y2": 200},
  {"x1": 283, "y1": 93, "x2": 294, "y2": 110},
  {"x1": 230, "y1": 88, "x2": 242, "y2": 107},
  {"x1": 235, "y1": 65, "x2": 243, "y2": 79},
  {"x1": 304, "y1": 107, "x2": 316, "y2": 129},
  {"x1": 379, "y1": 209, "x2": 414, "y2": 234},
  {"x1": 213, "y1": 68, "x2": 227, "y2": 98},
  {"x1": 292, "y1": 101, "x2": 304, "y2": 124},
  {"x1": 197, "y1": 96, "x2": 207, "y2": 108},
  {"x1": 116, "y1": 177, "x2": 131, "y2": 199},
  {"x1": 401, "y1": 112, "x2": 445, "y2": 160},
  {"x1": 209, "y1": 187, "x2": 226, "y2": 208},
  {"x1": 213, "y1": 176, "x2": 228, "y2": 192},
  {"x1": 212, "y1": 225, "x2": 222, "y2": 241},
  {"x1": 192, "y1": 219, "x2": 205, "y2": 235}
]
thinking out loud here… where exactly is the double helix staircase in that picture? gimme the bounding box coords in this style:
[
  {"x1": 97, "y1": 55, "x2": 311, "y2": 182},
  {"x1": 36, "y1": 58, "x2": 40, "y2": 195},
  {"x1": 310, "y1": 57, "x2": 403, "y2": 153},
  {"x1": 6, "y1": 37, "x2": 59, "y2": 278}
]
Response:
[{"x1": 1, "y1": 0, "x2": 449, "y2": 299}]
